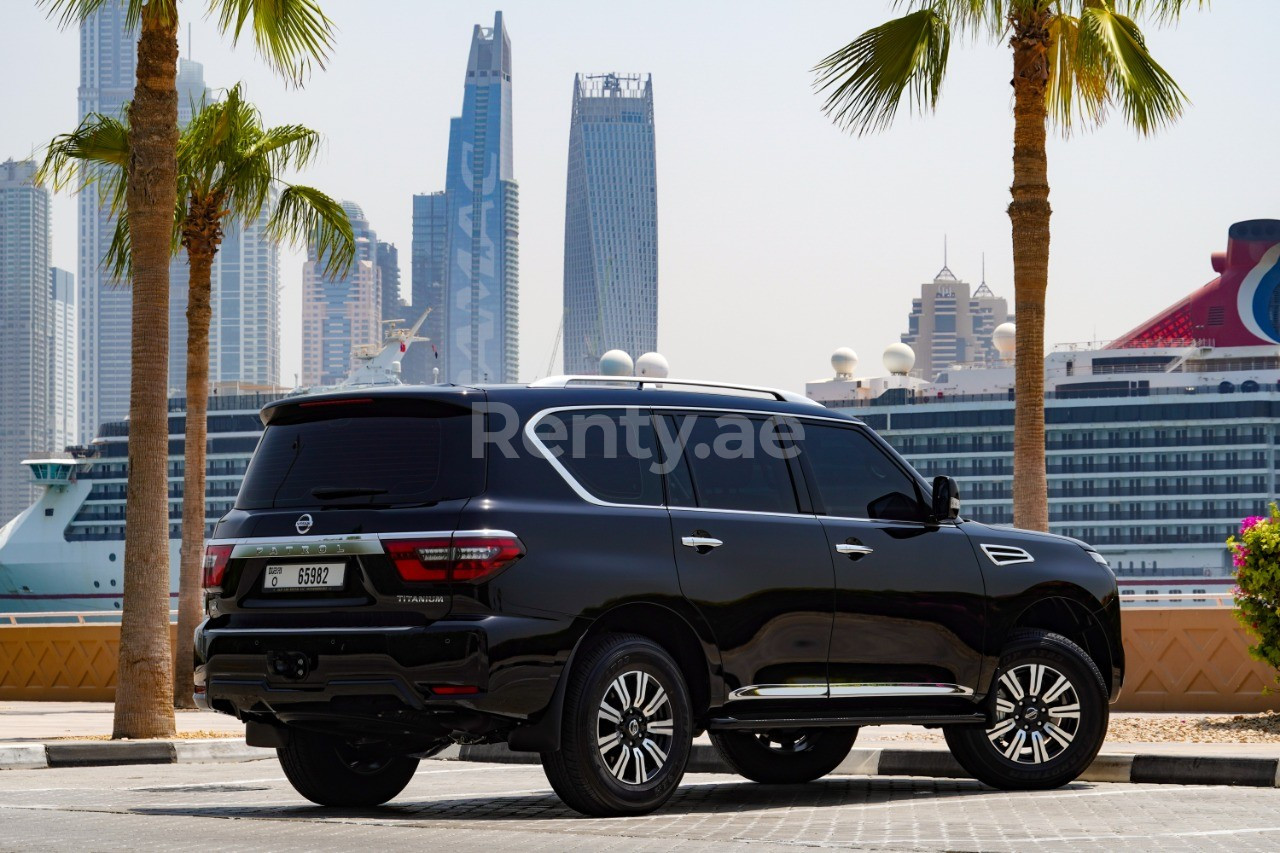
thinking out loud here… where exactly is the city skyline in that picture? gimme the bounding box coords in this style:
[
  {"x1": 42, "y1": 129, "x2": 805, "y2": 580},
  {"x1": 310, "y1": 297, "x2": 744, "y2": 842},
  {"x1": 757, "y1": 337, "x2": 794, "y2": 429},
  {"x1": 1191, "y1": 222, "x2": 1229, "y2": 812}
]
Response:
[
  {"x1": 3, "y1": 2, "x2": 1277, "y2": 393},
  {"x1": 301, "y1": 200, "x2": 381, "y2": 386},
  {"x1": 562, "y1": 72, "x2": 658, "y2": 375}
]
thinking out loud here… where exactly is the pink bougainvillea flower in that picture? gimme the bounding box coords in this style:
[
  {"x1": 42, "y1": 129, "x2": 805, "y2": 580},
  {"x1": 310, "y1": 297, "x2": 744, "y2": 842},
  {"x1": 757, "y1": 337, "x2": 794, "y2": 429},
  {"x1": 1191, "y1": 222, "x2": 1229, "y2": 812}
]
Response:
[{"x1": 1241, "y1": 516, "x2": 1265, "y2": 533}]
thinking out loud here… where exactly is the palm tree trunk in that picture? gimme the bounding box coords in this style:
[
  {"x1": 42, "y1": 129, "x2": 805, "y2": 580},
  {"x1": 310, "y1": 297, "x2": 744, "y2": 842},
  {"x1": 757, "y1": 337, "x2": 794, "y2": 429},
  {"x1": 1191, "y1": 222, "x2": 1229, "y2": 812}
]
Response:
[
  {"x1": 174, "y1": 234, "x2": 215, "y2": 709},
  {"x1": 113, "y1": 5, "x2": 179, "y2": 740},
  {"x1": 1008, "y1": 12, "x2": 1052, "y2": 533}
]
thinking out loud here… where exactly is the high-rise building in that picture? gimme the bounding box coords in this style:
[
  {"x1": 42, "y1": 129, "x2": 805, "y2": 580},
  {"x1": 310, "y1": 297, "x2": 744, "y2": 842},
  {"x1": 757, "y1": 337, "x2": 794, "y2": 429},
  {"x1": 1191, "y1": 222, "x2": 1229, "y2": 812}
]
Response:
[
  {"x1": 901, "y1": 264, "x2": 1012, "y2": 380},
  {"x1": 77, "y1": 1, "x2": 137, "y2": 440},
  {"x1": 0, "y1": 160, "x2": 53, "y2": 522},
  {"x1": 407, "y1": 191, "x2": 448, "y2": 384},
  {"x1": 168, "y1": 56, "x2": 212, "y2": 391},
  {"x1": 50, "y1": 268, "x2": 77, "y2": 454},
  {"x1": 212, "y1": 198, "x2": 280, "y2": 387},
  {"x1": 376, "y1": 240, "x2": 403, "y2": 325},
  {"x1": 301, "y1": 201, "x2": 381, "y2": 386},
  {"x1": 562, "y1": 73, "x2": 658, "y2": 374},
  {"x1": 417, "y1": 12, "x2": 519, "y2": 384}
]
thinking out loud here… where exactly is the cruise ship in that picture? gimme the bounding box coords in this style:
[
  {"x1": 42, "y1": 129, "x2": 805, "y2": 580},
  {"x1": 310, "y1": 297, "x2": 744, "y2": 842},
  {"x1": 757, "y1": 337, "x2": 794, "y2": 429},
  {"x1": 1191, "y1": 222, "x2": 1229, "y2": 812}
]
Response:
[
  {"x1": 0, "y1": 313, "x2": 430, "y2": 613},
  {"x1": 807, "y1": 219, "x2": 1280, "y2": 605}
]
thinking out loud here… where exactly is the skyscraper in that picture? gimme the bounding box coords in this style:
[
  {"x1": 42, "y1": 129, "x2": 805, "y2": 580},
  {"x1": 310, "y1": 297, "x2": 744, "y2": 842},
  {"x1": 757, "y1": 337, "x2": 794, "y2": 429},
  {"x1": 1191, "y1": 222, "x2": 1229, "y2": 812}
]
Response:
[
  {"x1": 408, "y1": 191, "x2": 448, "y2": 383},
  {"x1": 212, "y1": 198, "x2": 281, "y2": 387},
  {"x1": 0, "y1": 160, "x2": 53, "y2": 521},
  {"x1": 901, "y1": 263, "x2": 1012, "y2": 380},
  {"x1": 50, "y1": 268, "x2": 77, "y2": 454},
  {"x1": 77, "y1": 1, "x2": 137, "y2": 440},
  {"x1": 301, "y1": 201, "x2": 381, "y2": 386},
  {"x1": 562, "y1": 73, "x2": 658, "y2": 374},
  {"x1": 168, "y1": 55, "x2": 212, "y2": 391},
  {"x1": 416, "y1": 12, "x2": 519, "y2": 385},
  {"x1": 376, "y1": 240, "x2": 403, "y2": 325}
]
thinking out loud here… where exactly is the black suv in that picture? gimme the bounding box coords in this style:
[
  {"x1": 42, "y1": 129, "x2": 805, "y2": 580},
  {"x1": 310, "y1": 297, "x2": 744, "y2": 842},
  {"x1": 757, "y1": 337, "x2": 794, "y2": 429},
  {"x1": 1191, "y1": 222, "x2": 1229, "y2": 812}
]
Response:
[{"x1": 195, "y1": 377, "x2": 1122, "y2": 816}]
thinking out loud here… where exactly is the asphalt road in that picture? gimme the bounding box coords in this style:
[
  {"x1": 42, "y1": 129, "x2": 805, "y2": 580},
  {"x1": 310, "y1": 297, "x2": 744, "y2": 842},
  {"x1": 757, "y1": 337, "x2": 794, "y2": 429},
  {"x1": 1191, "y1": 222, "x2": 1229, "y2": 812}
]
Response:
[{"x1": 2, "y1": 758, "x2": 1279, "y2": 852}]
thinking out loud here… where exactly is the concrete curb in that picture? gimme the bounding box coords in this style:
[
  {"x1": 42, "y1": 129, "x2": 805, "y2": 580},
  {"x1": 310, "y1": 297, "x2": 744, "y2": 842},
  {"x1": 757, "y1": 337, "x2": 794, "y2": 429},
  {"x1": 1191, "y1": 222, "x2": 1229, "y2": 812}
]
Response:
[
  {"x1": 0, "y1": 739, "x2": 270, "y2": 771},
  {"x1": 4, "y1": 738, "x2": 1278, "y2": 789},
  {"x1": 450, "y1": 743, "x2": 1280, "y2": 789}
]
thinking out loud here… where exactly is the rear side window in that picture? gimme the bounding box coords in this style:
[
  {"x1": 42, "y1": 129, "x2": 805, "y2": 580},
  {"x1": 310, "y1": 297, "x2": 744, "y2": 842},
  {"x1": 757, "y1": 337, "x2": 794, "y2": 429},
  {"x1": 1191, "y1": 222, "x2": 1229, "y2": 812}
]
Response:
[
  {"x1": 236, "y1": 404, "x2": 483, "y2": 509},
  {"x1": 666, "y1": 413, "x2": 799, "y2": 514},
  {"x1": 533, "y1": 408, "x2": 664, "y2": 506},
  {"x1": 797, "y1": 422, "x2": 927, "y2": 522}
]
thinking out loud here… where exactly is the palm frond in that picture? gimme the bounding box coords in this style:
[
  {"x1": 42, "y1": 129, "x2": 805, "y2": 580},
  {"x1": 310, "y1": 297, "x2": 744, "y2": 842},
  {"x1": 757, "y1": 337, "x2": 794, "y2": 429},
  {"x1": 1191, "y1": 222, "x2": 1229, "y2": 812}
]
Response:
[
  {"x1": 1078, "y1": 4, "x2": 1188, "y2": 133},
  {"x1": 1046, "y1": 14, "x2": 1110, "y2": 132},
  {"x1": 208, "y1": 0, "x2": 336, "y2": 86},
  {"x1": 1105, "y1": 0, "x2": 1209, "y2": 25},
  {"x1": 268, "y1": 184, "x2": 355, "y2": 280},
  {"x1": 815, "y1": 6, "x2": 953, "y2": 135}
]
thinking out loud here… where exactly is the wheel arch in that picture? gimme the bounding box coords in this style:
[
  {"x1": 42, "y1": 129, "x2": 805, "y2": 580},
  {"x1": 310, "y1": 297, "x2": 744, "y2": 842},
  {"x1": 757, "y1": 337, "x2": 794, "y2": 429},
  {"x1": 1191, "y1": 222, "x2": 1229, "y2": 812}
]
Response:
[
  {"x1": 507, "y1": 600, "x2": 719, "y2": 753},
  {"x1": 1005, "y1": 593, "x2": 1115, "y2": 697}
]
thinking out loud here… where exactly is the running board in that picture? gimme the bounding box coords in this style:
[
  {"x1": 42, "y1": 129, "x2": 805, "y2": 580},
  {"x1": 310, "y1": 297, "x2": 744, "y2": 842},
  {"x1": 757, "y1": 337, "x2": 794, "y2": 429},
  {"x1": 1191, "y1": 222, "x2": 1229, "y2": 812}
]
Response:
[{"x1": 707, "y1": 712, "x2": 987, "y2": 731}]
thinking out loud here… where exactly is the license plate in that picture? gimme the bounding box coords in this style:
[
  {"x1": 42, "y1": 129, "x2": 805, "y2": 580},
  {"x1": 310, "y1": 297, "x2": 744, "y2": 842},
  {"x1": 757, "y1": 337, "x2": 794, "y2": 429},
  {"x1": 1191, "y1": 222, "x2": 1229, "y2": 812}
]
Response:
[{"x1": 262, "y1": 562, "x2": 346, "y2": 592}]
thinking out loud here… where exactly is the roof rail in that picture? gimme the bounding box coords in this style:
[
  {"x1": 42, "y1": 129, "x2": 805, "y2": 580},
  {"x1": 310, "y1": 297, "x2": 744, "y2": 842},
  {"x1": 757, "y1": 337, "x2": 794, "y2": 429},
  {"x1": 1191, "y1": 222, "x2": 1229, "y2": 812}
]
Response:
[{"x1": 528, "y1": 375, "x2": 821, "y2": 407}]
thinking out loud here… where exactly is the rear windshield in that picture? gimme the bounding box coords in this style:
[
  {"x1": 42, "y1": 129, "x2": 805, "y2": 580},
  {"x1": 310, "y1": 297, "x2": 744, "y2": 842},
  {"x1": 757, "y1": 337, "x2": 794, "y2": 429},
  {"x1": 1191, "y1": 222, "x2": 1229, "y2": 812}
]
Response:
[{"x1": 236, "y1": 403, "x2": 483, "y2": 509}]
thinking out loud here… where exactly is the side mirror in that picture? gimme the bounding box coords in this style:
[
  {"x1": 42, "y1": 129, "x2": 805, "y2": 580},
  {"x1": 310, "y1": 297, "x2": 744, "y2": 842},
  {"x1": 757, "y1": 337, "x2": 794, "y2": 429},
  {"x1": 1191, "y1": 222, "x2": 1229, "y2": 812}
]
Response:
[{"x1": 932, "y1": 476, "x2": 961, "y2": 521}]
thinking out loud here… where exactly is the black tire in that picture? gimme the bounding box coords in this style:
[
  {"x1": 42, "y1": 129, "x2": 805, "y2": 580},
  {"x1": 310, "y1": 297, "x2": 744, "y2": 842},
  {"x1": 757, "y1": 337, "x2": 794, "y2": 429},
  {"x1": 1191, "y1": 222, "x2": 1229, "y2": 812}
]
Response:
[
  {"x1": 711, "y1": 727, "x2": 858, "y2": 784},
  {"x1": 541, "y1": 633, "x2": 693, "y2": 816},
  {"x1": 945, "y1": 630, "x2": 1108, "y2": 790},
  {"x1": 277, "y1": 729, "x2": 419, "y2": 807}
]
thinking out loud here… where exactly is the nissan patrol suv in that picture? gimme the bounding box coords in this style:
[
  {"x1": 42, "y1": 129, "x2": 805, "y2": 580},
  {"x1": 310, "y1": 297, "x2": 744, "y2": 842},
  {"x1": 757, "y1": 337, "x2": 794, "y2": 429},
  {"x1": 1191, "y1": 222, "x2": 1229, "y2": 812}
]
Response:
[{"x1": 195, "y1": 376, "x2": 1122, "y2": 816}]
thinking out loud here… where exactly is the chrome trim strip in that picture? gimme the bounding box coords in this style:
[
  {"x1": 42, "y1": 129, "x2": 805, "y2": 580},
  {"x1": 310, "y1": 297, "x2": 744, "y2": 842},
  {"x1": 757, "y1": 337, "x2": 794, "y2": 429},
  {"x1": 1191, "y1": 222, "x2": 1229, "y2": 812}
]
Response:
[
  {"x1": 216, "y1": 529, "x2": 519, "y2": 560},
  {"x1": 729, "y1": 685, "x2": 829, "y2": 700},
  {"x1": 827, "y1": 683, "x2": 975, "y2": 698},
  {"x1": 727, "y1": 683, "x2": 975, "y2": 701},
  {"x1": 522, "y1": 410, "x2": 667, "y2": 510},
  {"x1": 980, "y1": 544, "x2": 1035, "y2": 566}
]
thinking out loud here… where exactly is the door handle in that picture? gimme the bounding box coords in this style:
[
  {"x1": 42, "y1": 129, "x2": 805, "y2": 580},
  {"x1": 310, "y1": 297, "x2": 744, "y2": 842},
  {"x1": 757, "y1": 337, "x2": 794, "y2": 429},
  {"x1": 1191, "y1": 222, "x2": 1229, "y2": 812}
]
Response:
[
  {"x1": 681, "y1": 535, "x2": 723, "y2": 553},
  {"x1": 835, "y1": 543, "x2": 874, "y2": 558}
]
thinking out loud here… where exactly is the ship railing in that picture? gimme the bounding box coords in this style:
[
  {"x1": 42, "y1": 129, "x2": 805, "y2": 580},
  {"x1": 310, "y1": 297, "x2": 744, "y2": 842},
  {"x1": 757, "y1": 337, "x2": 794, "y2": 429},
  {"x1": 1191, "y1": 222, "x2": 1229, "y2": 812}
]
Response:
[
  {"x1": 1118, "y1": 592, "x2": 1236, "y2": 608},
  {"x1": 0, "y1": 610, "x2": 179, "y2": 625}
]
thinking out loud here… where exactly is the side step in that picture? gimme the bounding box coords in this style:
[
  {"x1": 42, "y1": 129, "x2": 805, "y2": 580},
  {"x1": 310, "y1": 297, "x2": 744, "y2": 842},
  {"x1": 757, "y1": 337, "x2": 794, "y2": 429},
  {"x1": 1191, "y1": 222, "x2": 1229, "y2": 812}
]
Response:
[{"x1": 707, "y1": 712, "x2": 987, "y2": 731}]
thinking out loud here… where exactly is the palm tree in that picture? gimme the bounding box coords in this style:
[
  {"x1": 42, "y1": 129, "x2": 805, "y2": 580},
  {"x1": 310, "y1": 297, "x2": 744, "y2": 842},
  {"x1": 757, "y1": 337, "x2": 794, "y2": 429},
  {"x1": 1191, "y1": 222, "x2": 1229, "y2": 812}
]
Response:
[
  {"x1": 39, "y1": 0, "x2": 335, "y2": 740},
  {"x1": 39, "y1": 86, "x2": 354, "y2": 710},
  {"x1": 815, "y1": 0, "x2": 1198, "y2": 531}
]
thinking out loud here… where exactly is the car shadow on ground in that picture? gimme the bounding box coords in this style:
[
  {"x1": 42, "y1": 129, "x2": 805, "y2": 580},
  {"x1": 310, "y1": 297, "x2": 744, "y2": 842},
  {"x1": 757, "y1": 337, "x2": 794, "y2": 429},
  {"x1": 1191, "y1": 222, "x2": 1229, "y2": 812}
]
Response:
[{"x1": 132, "y1": 775, "x2": 1090, "y2": 823}]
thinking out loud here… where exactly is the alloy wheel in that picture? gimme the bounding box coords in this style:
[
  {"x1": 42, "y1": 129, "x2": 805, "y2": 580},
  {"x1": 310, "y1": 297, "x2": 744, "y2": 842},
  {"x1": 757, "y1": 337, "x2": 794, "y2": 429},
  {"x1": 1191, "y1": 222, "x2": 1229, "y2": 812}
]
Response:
[
  {"x1": 986, "y1": 663, "x2": 1081, "y2": 765},
  {"x1": 596, "y1": 669, "x2": 674, "y2": 785}
]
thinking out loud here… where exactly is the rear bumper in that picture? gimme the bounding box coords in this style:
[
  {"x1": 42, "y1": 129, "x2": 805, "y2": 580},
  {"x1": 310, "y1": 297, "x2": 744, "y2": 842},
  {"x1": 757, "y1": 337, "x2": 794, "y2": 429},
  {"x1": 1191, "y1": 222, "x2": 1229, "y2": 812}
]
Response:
[{"x1": 194, "y1": 613, "x2": 579, "y2": 737}]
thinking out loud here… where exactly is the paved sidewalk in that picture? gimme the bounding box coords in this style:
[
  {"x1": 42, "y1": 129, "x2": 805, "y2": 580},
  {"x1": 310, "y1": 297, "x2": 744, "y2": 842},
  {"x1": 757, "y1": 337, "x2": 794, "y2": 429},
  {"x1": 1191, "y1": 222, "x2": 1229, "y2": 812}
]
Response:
[{"x1": 0, "y1": 701, "x2": 240, "y2": 742}]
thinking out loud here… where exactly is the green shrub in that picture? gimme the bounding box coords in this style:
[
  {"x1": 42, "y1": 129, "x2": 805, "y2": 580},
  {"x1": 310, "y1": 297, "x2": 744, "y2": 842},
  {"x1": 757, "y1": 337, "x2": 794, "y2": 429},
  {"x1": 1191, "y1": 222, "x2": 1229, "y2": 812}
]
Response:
[{"x1": 1228, "y1": 504, "x2": 1280, "y2": 685}]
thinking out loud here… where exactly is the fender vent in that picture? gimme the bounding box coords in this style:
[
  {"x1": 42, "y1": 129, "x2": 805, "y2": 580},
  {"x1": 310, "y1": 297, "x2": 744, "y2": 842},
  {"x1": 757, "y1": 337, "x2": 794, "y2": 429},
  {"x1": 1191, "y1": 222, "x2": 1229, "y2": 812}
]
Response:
[{"x1": 980, "y1": 544, "x2": 1034, "y2": 566}]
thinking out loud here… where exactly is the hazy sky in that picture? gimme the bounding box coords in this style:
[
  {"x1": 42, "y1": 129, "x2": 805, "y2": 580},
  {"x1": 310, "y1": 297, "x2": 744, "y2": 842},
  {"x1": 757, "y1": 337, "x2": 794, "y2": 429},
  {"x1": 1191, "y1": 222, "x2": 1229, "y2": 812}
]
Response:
[{"x1": 4, "y1": 1, "x2": 1278, "y2": 393}]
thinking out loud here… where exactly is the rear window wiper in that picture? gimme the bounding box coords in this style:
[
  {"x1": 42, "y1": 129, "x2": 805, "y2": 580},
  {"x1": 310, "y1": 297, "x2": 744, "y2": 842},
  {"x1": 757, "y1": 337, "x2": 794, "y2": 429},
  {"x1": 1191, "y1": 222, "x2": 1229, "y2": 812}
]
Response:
[{"x1": 309, "y1": 487, "x2": 389, "y2": 500}]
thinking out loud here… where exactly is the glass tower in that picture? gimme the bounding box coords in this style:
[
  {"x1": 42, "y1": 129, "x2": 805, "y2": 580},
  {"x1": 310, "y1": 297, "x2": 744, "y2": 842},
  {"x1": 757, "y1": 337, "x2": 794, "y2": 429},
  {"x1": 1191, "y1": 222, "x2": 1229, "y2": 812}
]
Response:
[
  {"x1": 418, "y1": 12, "x2": 519, "y2": 384},
  {"x1": 301, "y1": 201, "x2": 381, "y2": 386},
  {"x1": 0, "y1": 160, "x2": 53, "y2": 522},
  {"x1": 562, "y1": 73, "x2": 658, "y2": 374},
  {"x1": 77, "y1": 1, "x2": 137, "y2": 440}
]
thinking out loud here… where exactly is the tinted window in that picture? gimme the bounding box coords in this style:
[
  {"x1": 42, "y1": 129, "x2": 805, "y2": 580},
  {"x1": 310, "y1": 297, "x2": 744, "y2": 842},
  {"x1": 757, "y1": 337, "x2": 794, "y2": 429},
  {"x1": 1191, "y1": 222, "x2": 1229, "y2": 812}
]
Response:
[
  {"x1": 669, "y1": 414, "x2": 798, "y2": 514},
  {"x1": 236, "y1": 406, "x2": 483, "y2": 509},
  {"x1": 535, "y1": 408, "x2": 663, "y2": 506},
  {"x1": 799, "y1": 423, "x2": 927, "y2": 522}
]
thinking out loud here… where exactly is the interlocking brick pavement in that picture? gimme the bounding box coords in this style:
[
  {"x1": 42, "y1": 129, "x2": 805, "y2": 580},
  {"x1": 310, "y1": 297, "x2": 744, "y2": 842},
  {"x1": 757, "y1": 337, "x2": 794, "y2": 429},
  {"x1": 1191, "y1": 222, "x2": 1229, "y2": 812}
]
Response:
[{"x1": 2, "y1": 759, "x2": 1279, "y2": 851}]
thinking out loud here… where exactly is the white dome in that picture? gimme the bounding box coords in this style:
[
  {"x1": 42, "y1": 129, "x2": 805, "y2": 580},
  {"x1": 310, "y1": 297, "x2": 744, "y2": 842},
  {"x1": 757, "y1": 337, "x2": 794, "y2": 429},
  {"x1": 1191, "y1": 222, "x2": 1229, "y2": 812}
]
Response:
[
  {"x1": 883, "y1": 342, "x2": 916, "y2": 375},
  {"x1": 992, "y1": 322, "x2": 1016, "y2": 356},
  {"x1": 831, "y1": 347, "x2": 858, "y2": 379},
  {"x1": 599, "y1": 349, "x2": 634, "y2": 377},
  {"x1": 635, "y1": 352, "x2": 670, "y2": 378}
]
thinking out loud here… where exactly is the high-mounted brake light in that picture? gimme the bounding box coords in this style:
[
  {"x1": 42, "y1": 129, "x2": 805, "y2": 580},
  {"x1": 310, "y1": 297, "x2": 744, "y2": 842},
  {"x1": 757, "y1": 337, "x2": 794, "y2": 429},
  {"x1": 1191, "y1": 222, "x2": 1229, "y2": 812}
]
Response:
[
  {"x1": 202, "y1": 544, "x2": 234, "y2": 591},
  {"x1": 384, "y1": 534, "x2": 525, "y2": 583}
]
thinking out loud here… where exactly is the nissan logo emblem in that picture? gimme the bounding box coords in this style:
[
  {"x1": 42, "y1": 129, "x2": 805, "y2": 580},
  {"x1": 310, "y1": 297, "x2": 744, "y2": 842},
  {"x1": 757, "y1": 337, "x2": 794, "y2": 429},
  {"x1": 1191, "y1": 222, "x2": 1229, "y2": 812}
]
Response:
[{"x1": 295, "y1": 514, "x2": 314, "y2": 535}]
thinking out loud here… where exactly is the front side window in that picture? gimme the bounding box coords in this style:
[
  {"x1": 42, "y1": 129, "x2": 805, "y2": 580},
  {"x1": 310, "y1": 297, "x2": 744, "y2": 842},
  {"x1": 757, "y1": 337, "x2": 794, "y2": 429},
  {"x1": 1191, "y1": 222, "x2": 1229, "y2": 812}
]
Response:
[
  {"x1": 798, "y1": 422, "x2": 927, "y2": 522},
  {"x1": 664, "y1": 413, "x2": 799, "y2": 514},
  {"x1": 534, "y1": 408, "x2": 663, "y2": 506}
]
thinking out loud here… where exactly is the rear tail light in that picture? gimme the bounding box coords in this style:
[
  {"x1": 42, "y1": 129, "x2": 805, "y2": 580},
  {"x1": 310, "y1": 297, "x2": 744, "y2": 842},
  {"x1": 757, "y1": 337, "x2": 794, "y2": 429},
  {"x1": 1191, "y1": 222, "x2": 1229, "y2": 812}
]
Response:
[
  {"x1": 202, "y1": 544, "x2": 234, "y2": 592},
  {"x1": 384, "y1": 533, "x2": 524, "y2": 583}
]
